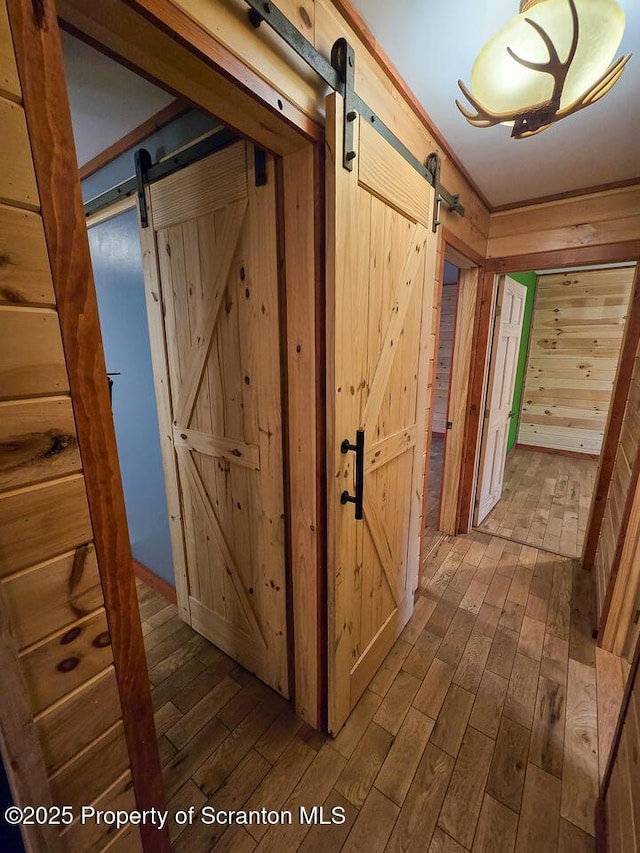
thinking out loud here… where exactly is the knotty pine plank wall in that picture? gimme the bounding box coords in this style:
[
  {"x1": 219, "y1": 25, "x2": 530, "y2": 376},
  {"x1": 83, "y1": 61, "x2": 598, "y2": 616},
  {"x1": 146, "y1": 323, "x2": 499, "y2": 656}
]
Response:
[
  {"x1": 487, "y1": 184, "x2": 640, "y2": 262},
  {"x1": 518, "y1": 268, "x2": 635, "y2": 454},
  {"x1": 0, "y1": 4, "x2": 141, "y2": 850},
  {"x1": 432, "y1": 283, "x2": 457, "y2": 434},
  {"x1": 594, "y1": 325, "x2": 640, "y2": 638},
  {"x1": 602, "y1": 648, "x2": 640, "y2": 852}
]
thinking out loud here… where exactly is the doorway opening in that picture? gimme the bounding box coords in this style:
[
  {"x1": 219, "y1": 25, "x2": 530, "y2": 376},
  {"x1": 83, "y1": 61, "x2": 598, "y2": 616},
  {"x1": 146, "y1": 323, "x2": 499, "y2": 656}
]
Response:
[
  {"x1": 420, "y1": 240, "x2": 481, "y2": 588},
  {"x1": 62, "y1": 24, "x2": 309, "y2": 716},
  {"x1": 424, "y1": 260, "x2": 460, "y2": 557},
  {"x1": 473, "y1": 263, "x2": 637, "y2": 559}
]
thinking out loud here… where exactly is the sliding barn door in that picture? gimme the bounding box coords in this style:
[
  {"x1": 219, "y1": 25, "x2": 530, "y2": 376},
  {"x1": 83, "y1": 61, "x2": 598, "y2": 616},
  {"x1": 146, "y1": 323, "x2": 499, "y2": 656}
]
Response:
[
  {"x1": 326, "y1": 94, "x2": 436, "y2": 732},
  {"x1": 141, "y1": 141, "x2": 288, "y2": 696},
  {"x1": 476, "y1": 276, "x2": 527, "y2": 524}
]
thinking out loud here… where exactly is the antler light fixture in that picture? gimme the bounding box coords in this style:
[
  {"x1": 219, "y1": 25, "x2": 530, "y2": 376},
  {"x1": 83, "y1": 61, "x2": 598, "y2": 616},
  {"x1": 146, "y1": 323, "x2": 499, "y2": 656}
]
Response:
[{"x1": 456, "y1": 0, "x2": 631, "y2": 138}]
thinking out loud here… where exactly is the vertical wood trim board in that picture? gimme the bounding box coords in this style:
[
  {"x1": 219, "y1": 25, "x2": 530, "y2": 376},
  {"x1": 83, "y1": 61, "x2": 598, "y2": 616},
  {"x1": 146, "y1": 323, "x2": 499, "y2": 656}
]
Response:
[
  {"x1": 280, "y1": 145, "x2": 324, "y2": 727},
  {"x1": 600, "y1": 636, "x2": 640, "y2": 853},
  {"x1": 458, "y1": 271, "x2": 496, "y2": 532},
  {"x1": 432, "y1": 283, "x2": 457, "y2": 434},
  {"x1": 518, "y1": 267, "x2": 635, "y2": 455},
  {"x1": 4, "y1": 1, "x2": 167, "y2": 850},
  {"x1": 441, "y1": 265, "x2": 478, "y2": 535}
]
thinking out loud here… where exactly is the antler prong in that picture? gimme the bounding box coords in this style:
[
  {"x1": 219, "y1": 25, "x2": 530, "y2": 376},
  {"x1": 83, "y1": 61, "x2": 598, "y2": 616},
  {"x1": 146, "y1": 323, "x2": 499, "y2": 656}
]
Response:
[
  {"x1": 521, "y1": 16, "x2": 561, "y2": 68},
  {"x1": 574, "y1": 56, "x2": 629, "y2": 107},
  {"x1": 456, "y1": 80, "x2": 516, "y2": 127},
  {"x1": 555, "y1": 54, "x2": 631, "y2": 117}
]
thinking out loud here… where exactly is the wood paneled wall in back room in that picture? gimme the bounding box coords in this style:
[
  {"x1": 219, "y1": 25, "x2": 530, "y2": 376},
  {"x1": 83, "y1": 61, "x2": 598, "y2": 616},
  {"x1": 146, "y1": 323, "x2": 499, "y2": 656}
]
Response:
[
  {"x1": 518, "y1": 267, "x2": 636, "y2": 455},
  {"x1": 0, "y1": 1, "x2": 141, "y2": 849},
  {"x1": 432, "y1": 282, "x2": 457, "y2": 434}
]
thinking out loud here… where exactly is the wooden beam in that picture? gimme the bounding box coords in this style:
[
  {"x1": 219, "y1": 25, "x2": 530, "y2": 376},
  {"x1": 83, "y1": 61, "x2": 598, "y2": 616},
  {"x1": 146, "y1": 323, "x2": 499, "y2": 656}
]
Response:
[
  {"x1": 485, "y1": 241, "x2": 640, "y2": 273},
  {"x1": 583, "y1": 265, "x2": 640, "y2": 573},
  {"x1": 6, "y1": 2, "x2": 170, "y2": 850},
  {"x1": 57, "y1": 0, "x2": 322, "y2": 153},
  {"x1": 442, "y1": 225, "x2": 486, "y2": 268}
]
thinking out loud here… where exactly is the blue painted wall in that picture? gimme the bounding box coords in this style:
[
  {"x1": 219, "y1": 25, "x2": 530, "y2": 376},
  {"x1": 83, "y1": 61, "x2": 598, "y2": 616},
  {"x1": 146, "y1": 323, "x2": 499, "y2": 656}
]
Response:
[{"x1": 88, "y1": 208, "x2": 174, "y2": 585}]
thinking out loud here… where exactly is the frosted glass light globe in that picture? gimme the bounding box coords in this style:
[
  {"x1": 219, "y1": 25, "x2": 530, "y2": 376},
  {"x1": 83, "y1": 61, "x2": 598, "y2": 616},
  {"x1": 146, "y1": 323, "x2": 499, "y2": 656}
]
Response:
[{"x1": 469, "y1": 0, "x2": 626, "y2": 115}]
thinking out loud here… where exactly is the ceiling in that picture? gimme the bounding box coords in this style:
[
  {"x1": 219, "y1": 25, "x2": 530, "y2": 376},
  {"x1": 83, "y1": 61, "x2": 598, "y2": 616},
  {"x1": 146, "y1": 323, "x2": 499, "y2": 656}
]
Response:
[
  {"x1": 349, "y1": 0, "x2": 640, "y2": 207},
  {"x1": 62, "y1": 3, "x2": 639, "y2": 207},
  {"x1": 62, "y1": 31, "x2": 173, "y2": 168}
]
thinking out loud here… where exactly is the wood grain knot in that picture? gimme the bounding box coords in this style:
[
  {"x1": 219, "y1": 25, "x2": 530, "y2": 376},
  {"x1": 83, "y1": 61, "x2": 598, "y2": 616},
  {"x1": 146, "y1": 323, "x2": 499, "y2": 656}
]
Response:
[
  {"x1": 299, "y1": 5, "x2": 312, "y2": 28},
  {"x1": 92, "y1": 631, "x2": 111, "y2": 648},
  {"x1": 60, "y1": 626, "x2": 82, "y2": 645},
  {"x1": 0, "y1": 286, "x2": 28, "y2": 305}
]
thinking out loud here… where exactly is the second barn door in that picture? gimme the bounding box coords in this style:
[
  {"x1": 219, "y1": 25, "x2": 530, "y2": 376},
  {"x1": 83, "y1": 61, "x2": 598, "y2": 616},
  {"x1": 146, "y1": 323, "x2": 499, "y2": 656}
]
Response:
[
  {"x1": 141, "y1": 139, "x2": 288, "y2": 696},
  {"x1": 326, "y1": 93, "x2": 436, "y2": 732}
]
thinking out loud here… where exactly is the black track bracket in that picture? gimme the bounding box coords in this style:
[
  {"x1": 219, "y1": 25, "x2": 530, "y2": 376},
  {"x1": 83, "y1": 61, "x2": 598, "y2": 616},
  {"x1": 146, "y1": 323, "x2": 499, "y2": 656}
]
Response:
[
  {"x1": 426, "y1": 152, "x2": 464, "y2": 233},
  {"x1": 134, "y1": 148, "x2": 152, "y2": 228},
  {"x1": 243, "y1": 0, "x2": 465, "y2": 221},
  {"x1": 331, "y1": 38, "x2": 357, "y2": 171}
]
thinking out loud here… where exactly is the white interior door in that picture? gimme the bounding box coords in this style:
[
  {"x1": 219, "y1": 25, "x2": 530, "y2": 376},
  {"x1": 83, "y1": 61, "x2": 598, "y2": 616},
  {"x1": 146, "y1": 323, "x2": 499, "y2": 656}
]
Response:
[{"x1": 476, "y1": 275, "x2": 527, "y2": 523}]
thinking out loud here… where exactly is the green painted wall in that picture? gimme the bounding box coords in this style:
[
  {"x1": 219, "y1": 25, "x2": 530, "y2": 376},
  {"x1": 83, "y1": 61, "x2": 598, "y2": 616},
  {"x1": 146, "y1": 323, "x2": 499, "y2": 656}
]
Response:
[{"x1": 507, "y1": 271, "x2": 538, "y2": 452}]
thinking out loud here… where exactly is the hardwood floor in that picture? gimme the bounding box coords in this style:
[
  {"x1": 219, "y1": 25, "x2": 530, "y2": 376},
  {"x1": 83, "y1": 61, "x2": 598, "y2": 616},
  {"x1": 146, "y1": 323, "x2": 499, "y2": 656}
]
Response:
[
  {"x1": 477, "y1": 448, "x2": 599, "y2": 559},
  {"x1": 423, "y1": 434, "x2": 447, "y2": 559},
  {"x1": 138, "y1": 528, "x2": 625, "y2": 852},
  {"x1": 426, "y1": 434, "x2": 445, "y2": 530}
]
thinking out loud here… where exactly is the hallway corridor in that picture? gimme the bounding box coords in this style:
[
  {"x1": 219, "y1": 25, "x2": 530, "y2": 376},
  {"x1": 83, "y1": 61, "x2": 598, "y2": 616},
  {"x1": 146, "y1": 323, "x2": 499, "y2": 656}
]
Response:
[
  {"x1": 140, "y1": 530, "x2": 627, "y2": 852},
  {"x1": 477, "y1": 448, "x2": 598, "y2": 559}
]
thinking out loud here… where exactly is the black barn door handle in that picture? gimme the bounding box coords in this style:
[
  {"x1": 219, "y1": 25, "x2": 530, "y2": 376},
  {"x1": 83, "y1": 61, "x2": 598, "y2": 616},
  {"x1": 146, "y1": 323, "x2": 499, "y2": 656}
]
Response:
[{"x1": 340, "y1": 430, "x2": 364, "y2": 520}]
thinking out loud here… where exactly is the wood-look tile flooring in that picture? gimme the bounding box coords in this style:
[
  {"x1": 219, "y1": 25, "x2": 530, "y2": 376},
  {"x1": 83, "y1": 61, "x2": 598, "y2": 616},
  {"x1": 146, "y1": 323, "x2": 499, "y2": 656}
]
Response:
[
  {"x1": 426, "y1": 434, "x2": 445, "y2": 530},
  {"x1": 138, "y1": 529, "x2": 626, "y2": 852},
  {"x1": 477, "y1": 448, "x2": 599, "y2": 558},
  {"x1": 423, "y1": 434, "x2": 446, "y2": 557}
]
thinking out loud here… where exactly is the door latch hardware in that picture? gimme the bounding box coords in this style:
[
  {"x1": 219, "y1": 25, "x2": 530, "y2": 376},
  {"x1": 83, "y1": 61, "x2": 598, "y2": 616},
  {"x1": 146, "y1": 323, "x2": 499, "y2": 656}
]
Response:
[
  {"x1": 446, "y1": 421, "x2": 453, "y2": 430},
  {"x1": 340, "y1": 429, "x2": 364, "y2": 520}
]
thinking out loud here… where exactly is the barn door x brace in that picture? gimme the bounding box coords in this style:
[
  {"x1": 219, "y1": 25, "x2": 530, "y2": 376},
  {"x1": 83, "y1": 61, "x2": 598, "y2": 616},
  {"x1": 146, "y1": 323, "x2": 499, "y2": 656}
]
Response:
[{"x1": 245, "y1": 0, "x2": 465, "y2": 232}]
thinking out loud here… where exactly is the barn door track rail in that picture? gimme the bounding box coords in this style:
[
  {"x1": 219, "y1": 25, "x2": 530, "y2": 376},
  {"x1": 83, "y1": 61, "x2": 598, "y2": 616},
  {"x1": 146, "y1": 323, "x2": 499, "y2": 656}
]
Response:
[
  {"x1": 245, "y1": 0, "x2": 464, "y2": 231},
  {"x1": 83, "y1": 127, "x2": 267, "y2": 220}
]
